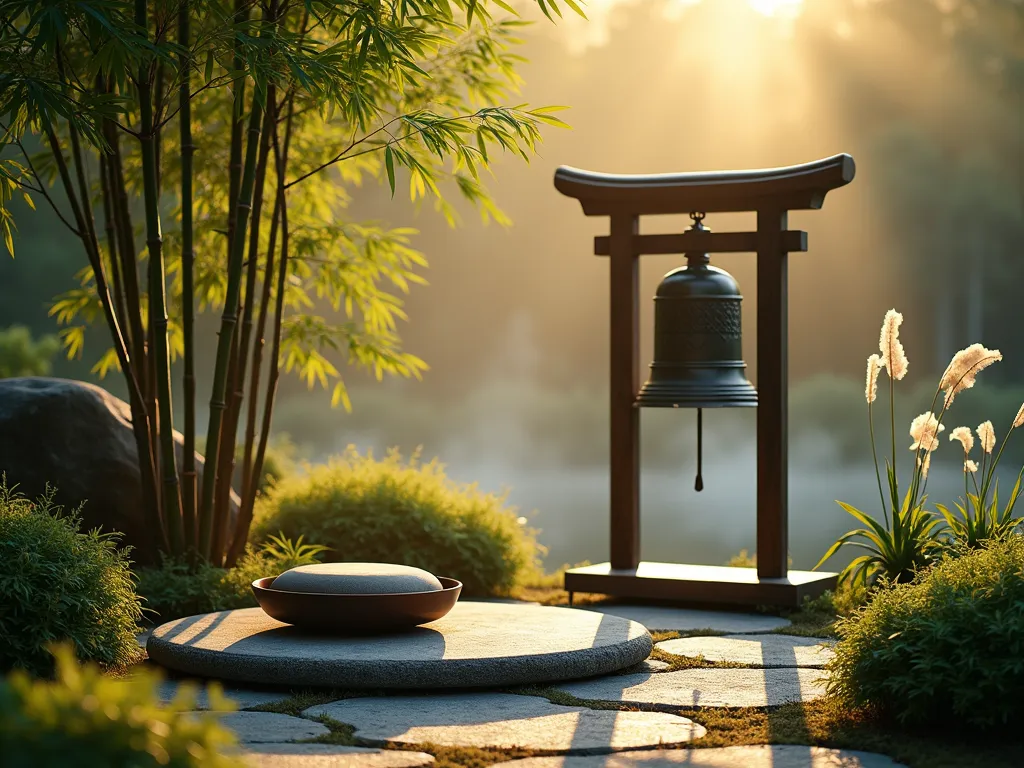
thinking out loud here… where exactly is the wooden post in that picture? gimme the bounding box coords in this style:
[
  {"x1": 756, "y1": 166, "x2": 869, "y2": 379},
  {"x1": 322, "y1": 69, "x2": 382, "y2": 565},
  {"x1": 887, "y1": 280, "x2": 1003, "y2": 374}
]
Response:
[
  {"x1": 608, "y1": 214, "x2": 640, "y2": 570},
  {"x1": 756, "y1": 207, "x2": 789, "y2": 579}
]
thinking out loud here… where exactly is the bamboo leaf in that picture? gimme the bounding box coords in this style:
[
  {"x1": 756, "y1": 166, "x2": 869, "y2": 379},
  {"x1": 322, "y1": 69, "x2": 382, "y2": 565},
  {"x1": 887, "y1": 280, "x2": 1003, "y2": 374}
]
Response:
[{"x1": 385, "y1": 145, "x2": 396, "y2": 197}]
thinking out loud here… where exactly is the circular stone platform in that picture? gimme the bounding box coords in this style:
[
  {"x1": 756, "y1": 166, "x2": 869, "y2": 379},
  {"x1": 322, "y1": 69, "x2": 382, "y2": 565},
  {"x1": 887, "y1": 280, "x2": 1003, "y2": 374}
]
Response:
[{"x1": 147, "y1": 602, "x2": 652, "y2": 689}]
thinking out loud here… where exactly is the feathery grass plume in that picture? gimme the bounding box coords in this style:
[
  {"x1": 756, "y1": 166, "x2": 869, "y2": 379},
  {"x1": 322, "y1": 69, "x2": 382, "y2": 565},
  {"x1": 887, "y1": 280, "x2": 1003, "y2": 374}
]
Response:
[
  {"x1": 940, "y1": 344, "x2": 1003, "y2": 406},
  {"x1": 949, "y1": 426, "x2": 974, "y2": 455},
  {"x1": 965, "y1": 459, "x2": 979, "y2": 473},
  {"x1": 977, "y1": 421, "x2": 996, "y2": 454},
  {"x1": 916, "y1": 452, "x2": 933, "y2": 478},
  {"x1": 909, "y1": 412, "x2": 944, "y2": 452},
  {"x1": 865, "y1": 354, "x2": 882, "y2": 403},
  {"x1": 1014, "y1": 402, "x2": 1024, "y2": 429},
  {"x1": 878, "y1": 309, "x2": 908, "y2": 380}
]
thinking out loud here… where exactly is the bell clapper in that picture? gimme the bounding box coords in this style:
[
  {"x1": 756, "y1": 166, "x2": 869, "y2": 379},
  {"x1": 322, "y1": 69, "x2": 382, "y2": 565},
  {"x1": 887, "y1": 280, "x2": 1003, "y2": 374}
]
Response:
[{"x1": 695, "y1": 407, "x2": 704, "y2": 492}]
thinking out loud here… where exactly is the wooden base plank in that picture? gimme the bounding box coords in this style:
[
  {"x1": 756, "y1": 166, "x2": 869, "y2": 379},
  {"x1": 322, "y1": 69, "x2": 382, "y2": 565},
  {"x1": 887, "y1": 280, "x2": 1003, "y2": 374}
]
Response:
[{"x1": 564, "y1": 561, "x2": 838, "y2": 608}]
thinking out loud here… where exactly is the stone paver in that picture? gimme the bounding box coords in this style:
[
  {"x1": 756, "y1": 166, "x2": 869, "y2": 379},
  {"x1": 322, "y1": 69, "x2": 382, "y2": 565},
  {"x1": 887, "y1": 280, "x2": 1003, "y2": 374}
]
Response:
[
  {"x1": 241, "y1": 744, "x2": 435, "y2": 768},
  {"x1": 303, "y1": 693, "x2": 705, "y2": 752},
  {"x1": 656, "y1": 635, "x2": 834, "y2": 668},
  {"x1": 555, "y1": 668, "x2": 827, "y2": 708},
  {"x1": 624, "y1": 659, "x2": 670, "y2": 673},
  {"x1": 579, "y1": 605, "x2": 791, "y2": 634},
  {"x1": 495, "y1": 746, "x2": 907, "y2": 767},
  {"x1": 158, "y1": 679, "x2": 292, "y2": 710},
  {"x1": 191, "y1": 711, "x2": 329, "y2": 743},
  {"x1": 148, "y1": 603, "x2": 651, "y2": 689}
]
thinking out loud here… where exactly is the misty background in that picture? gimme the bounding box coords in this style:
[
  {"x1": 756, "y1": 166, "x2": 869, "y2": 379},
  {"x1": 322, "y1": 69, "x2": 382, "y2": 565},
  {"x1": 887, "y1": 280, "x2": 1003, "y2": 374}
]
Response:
[{"x1": 3, "y1": 0, "x2": 1024, "y2": 572}]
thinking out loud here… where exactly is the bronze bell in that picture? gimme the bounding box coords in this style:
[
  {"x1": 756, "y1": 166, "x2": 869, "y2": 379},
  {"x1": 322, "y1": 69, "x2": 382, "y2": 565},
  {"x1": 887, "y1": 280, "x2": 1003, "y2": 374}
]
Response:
[{"x1": 636, "y1": 213, "x2": 757, "y2": 491}]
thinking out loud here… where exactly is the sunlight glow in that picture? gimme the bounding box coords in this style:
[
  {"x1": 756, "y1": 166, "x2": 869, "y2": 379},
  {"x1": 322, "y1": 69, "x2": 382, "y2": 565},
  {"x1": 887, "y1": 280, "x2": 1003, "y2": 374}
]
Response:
[
  {"x1": 746, "y1": 0, "x2": 805, "y2": 17},
  {"x1": 668, "y1": 0, "x2": 805, "y2": 18}
]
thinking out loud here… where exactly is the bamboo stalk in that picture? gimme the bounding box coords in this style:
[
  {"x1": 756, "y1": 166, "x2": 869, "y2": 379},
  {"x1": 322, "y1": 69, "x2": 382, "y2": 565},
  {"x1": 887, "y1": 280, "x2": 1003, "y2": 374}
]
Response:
[
  {"x1": 137, "y1": 0, "x2": 184, "y2": 555},
  {"x1": 226, "y1": 0, "x2": 248, "y2": 260},
  {"x1": 44, "y1": 122, "x2": 168, "y2": 553},
  {"x1": 108, "y1": 125, "x2": 147, "y2": 389},
  {"x1": 211, "y1": 322, "x2": 241, "y2": 563},
  {"x1": 238, "y1": 182, "x2": 281, "y2": 530},
  {"x1": 227, "y1": 89, "x2": 292, "y2": 566},
  {"x1": 105, "y1": 118, "x2": 159, "y2": 532},
  {"x1": 98, "y1": 153, "x2": 129, "y2": 341},
  {"x1": 199, "y1": 86, "x2": 267, "y2": 560},
  {"x1": 179, "y1": 0, "x2": 198, "y2": 556},
  {"x1": 212, "y1": 89, "x2": 275, "y2": 564}
]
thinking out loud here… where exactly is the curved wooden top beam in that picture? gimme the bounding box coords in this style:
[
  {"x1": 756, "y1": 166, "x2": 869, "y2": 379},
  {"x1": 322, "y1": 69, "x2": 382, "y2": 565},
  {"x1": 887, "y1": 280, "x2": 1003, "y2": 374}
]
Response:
[{"x1": 554, "y1": 153, "x2": 855, "y2": 215}]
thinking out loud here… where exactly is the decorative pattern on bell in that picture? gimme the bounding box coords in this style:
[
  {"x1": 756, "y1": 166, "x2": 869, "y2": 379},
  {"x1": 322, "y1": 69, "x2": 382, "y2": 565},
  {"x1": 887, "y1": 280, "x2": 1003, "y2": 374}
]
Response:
[{"x1": 635, "y1": 214, "x2": 758, "y2": 409}]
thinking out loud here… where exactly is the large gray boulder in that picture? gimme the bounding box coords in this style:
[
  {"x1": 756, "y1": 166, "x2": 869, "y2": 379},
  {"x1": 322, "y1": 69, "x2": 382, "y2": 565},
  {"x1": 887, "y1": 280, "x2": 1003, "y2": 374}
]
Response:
[{"x1": 0, "y1": 376, "x2": 238, "y2": 565}]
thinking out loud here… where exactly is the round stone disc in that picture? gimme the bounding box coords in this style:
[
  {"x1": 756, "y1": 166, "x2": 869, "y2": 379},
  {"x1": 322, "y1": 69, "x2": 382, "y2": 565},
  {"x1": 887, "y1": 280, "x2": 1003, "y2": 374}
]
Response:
[
  {"x1": 147, "y1": 602, "x2": 652, "y2": 689},
  {"x1": 272, "y1": 562, "x2": 443, "y2": 594}
]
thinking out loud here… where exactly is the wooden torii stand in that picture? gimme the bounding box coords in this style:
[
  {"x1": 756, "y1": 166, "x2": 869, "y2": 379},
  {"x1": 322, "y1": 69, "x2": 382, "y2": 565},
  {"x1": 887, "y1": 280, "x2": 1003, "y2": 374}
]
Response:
[{"x1": 554, "y1": 154, "x2": 856, "y2": 607}]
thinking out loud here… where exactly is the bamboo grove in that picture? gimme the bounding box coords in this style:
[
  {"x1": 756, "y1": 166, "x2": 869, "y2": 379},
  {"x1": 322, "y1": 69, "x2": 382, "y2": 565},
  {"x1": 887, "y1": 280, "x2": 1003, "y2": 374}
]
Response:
[{"x1": 0, "y1": 0, "x2": 580, "y2": 566}]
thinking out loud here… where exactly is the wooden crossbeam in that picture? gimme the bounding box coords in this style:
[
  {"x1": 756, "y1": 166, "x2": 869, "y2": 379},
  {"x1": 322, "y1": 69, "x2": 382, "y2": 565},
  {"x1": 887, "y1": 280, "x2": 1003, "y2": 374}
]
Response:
[{"x1": 593, "y1": 229, "x2": 807, "y2": 256}]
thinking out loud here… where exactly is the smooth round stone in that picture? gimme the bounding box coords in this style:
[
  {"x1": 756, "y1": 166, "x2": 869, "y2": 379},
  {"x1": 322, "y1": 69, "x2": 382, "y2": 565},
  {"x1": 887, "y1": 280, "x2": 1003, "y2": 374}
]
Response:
[
  {"x1": 496, "y1": 746, "x2": 908, "y2": 767},
  {"x1": 656, "y1": 634, "x2": 835, "y2": 668},
  {"x1": 147, "y1": 602, "x2": 652, "y2": 689},
  {"x1": 272, "y1": 563, "x2": 443, "y2": 595}
]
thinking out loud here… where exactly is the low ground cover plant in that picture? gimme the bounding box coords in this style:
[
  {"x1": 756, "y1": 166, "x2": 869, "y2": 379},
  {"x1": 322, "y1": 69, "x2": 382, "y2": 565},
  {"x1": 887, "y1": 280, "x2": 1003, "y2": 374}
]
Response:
[
  {"x1": 827, "y1": 535, "x2": 1024, "y2": 731},
  {"x1": 0, "y1": 480, "x2": 143, "y2": 676},
  {"x1": 0, "y1": 644, "x2": 242, "y2": 767},
  {"x1": 818, "y1": 309, "x2": 1024, "y2": 588},
  {"x1": 135, "y1": 534, "x2": 326, "y2": 622},
  {"x1": 252, "y1": 447, "x2": 544, "y2": 595}
]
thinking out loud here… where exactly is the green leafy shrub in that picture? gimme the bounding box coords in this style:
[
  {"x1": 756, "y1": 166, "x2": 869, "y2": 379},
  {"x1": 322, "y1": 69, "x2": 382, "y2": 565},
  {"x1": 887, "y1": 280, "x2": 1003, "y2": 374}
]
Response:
[
  {"x1": 827, "y1": 535, "x2": 1024, "y2": 731},
  {"x1": 0, "y1": 644, "x2": 243, "y2": 767},
  {"x1": 0, "y1": 324, "x2": 59, "y2": 378},
  {"x1": 252, "y1": 447, "x2": 544, "y2": 596},
  {"x1": 0, "y1": 480, "x2": 143, "y2": 676},
  {"x1": 136, "y1": 534, "x2": 326, "y2": 622}
]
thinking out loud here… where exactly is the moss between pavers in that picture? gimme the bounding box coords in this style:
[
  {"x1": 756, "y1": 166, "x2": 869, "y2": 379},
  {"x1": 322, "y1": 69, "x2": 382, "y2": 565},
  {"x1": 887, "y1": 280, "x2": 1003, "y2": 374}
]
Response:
[
  {"x1": 143, "y1": 594, "x2": 1013, "y2": 768},
  {"x1": 252, "y1": 682, "x2": 1024, "y2": 768}
]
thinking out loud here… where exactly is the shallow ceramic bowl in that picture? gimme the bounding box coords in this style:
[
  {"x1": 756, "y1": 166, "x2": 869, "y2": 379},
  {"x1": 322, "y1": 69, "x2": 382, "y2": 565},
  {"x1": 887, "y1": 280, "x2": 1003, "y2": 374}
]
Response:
[{"x1": 251, "y1": 576, "x2": 462, "y2": 633}]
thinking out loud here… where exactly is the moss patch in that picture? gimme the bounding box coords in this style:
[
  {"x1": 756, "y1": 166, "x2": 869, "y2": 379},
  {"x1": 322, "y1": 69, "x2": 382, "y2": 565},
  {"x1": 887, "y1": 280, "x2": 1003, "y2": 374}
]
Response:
[{"x1": 218, "y1": 680, "x2": 1023, "y2": 768}]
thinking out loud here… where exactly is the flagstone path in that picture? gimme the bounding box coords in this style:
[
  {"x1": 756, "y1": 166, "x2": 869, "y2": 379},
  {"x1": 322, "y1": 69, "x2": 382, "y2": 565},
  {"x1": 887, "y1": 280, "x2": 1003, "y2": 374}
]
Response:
[
  {"x1": 304, "y1": 692, "x2": 706, "y2": 751},
  {"x1": 497, "y1": 747, "x2": 907, "y2": 767},
  {"x1": 577, "y1": 605, "x2": 792, "y2": 634},
  {"x1": 655, "y1": 634, "x2": 835, "y2": 668},
  {"x1": 240, "y1": 745, "x2": 435, "y2": 768},
  {"x1": 151, "y1": 602, "x2": 904, "y2": 767},
  {"x1": 554, "y1": 667, "x2": 827, "y2": 709}
]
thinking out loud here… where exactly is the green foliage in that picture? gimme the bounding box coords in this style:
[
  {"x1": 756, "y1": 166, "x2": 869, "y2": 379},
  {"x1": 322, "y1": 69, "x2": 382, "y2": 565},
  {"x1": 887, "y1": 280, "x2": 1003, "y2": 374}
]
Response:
[
  {"x1": 935, "y1": 479, "x2": 1023, "y2": 550},
  {"x1": 0, "y1": 480, "x2": 143, "y2": 676},
  {"x1": 135, "y1": 533, "x2": 326, "y2": 622},
  {"x1": 0, "y1": 0, "x2": 583, "y2": 568},
  {"x1": 0, "y1": 0, "x2": 581, "y2": 398},
  {"x1": 0, "y1": 644, "x2": 243, "y2": 768},
  {"x1": 827, "y1": 535, "x2": 1024, "y2": 732},
  {"x1": 817, "y1": 311, "x2": 1023, "y2": 588},
  {"x1": 0, "y1": 324, "x2": 59, "y2": 378},
  {"x1": 252, "y1": 446, "x2": 544, "y2": 596}
]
